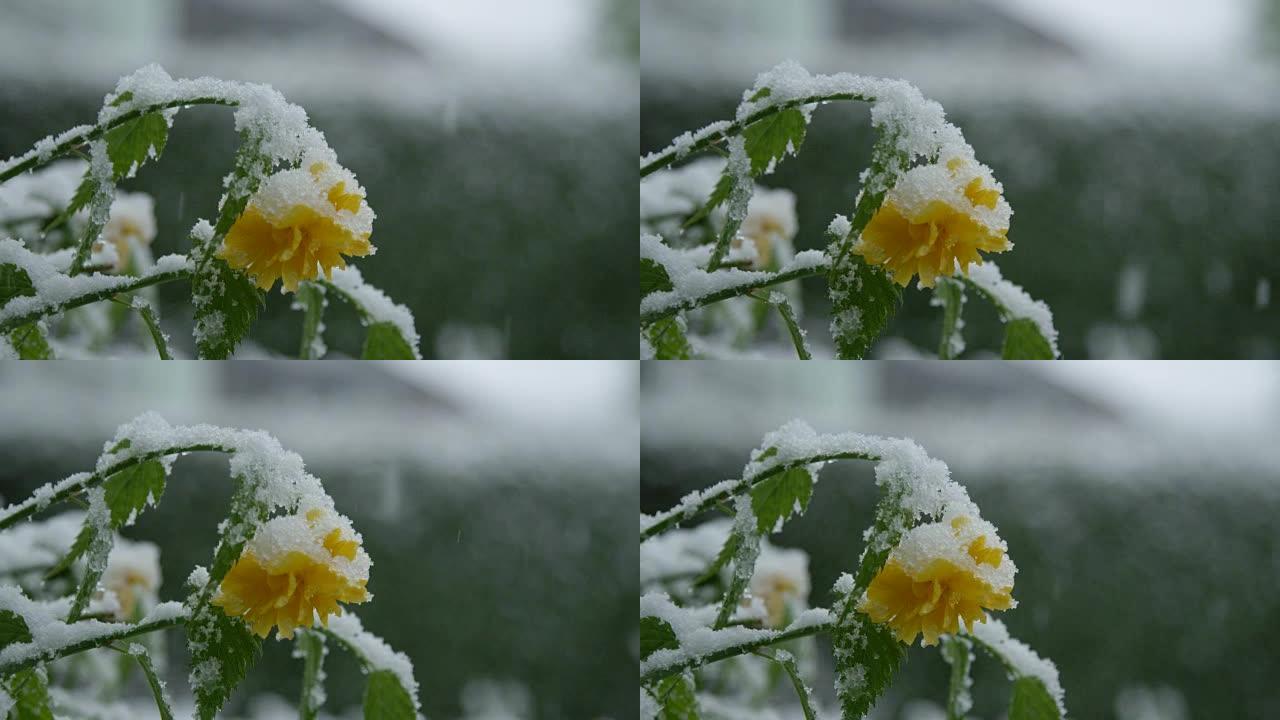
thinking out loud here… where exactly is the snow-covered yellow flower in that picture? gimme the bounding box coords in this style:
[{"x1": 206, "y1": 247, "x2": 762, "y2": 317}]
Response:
[
  {"x1": 860, "y1": 514, "x2": 1015, "y2": 646},
  {"x1": 856, "y1": 157, "x2": 1011, "y2": 288},
  {"x1": 213, "y1": 505, "x2": 371, "y2": 639},
  {"x1": 218, "y1": 158, "x2": 375, "y2": 293}
]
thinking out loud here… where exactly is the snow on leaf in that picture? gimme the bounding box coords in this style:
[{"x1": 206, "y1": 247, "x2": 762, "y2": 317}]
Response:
[
  {"x1": 1001, "y1": 318, "x2": 1056, "y2": 360},
  {"x1": 363, "y1": 670, "x2": 416, "y2": 720},
  {"x1": 104, "y1": 110, "x2": 169, "y2": 180},
  {"x1": 361, "y1": 322, "x2": 416, "y2": 360},
  {"x1": 1010, "y1": 676, "x2": 1061, "y2": 720},
  {"x1": 0, "y1": 610, "x2": 31, "y2": 649},
  {"x1": 742, "y1": 107, "x2": 807, "y2": 176},
  {"x1": 102, "y1": 459, "x2": 167, "y2": 528},
  {"x1": 186, "y1": 601, "x2": 262, "y2": 720},
  {"x1": 640, "y1": 616, "x2": 680, "y2": 662}
]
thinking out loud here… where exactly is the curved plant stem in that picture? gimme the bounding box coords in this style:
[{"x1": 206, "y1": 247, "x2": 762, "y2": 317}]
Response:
[
  {"x1": 0, "y1": 615, "x2": 185, "y2": 676},
  {"x1": 0, "y1": 98, "x2": 237, "y2": 184},
  {"x1": 640, "y1": 619, "x2": 834, "y2": 685},
  {"x1": 640, "y1": 92, "x2": 872, "y2": 178},
  {"x1": 640, "y1": 263, "x2": 827, "y2": 326},
  {"x1": 0, "y1": 267, "x2": 189, "y2": 335},
  {"x1": 0, "y1": 443, "x2": 228, "y2": 530},
  {"x1": 640, "y1": 450, "x2": 877, "y2": 541}
]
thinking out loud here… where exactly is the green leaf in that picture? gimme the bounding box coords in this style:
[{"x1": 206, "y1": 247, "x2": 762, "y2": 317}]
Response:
[
  {"x1": 363, "y1": 669, "x2": 416, "y2": 720},
  {"x1": 743, "y1": 107, "x2": 807, "y2": 175},
  {"x1": 8, "y1": 324, "x2": 53, "y2": 360},
  {"x1": 693, "y1": 531, "x2": 738, "y2": 587},
  {"x1": 103, "y1": 459, "x2": 166, "y2": 527},
  {"x1": 714, "y1": 499, "x2": 760, "y2": 628},
  {"x1": 44, "y1": 521, "x2": 92, "y2": 581},
  {"x1": 1001, "y1": 318, "x2": 1055, "y2": 360},
  {"x1": 0, "y1": 263, "x2": 35, "y2": 304},
  {"x1": 832, "y1": 613, "x2": 906, "y2": 720},
  {"x1": 1009, "y1": 676, "x2": 1061, "y2": 720},
  {"x1": 641, "y1": 257, "x2": 674, "y2": 297},
  {"x1": 750, "y1": 467, "x2": 813, "y2": 534},
  {"x1": 208, "y1": 476, "x2": 270, "y2": 584},
  {"x1": 652, "y1": 673, "x2": 701, "y2": 720},
  {"x1": 191, "y1": 254, "x2": 264, "y2": 360},
  {"x1": 640, "y1": 616, "x2": 680, "y2": 661},
  {"x1": 682, "y1": 171, "x2": 733, "y2": 229},
  {"x1": 829, "y1": 254, "x2": 901, "y2": 360},
  {"x1": 187, "y1": 603, "x2": 263, "y2": 720},
  {"x1": 0, "y1": 609, "x2": 32, "y2": 648},
  {"x1": 362, "y1": 322, "x2": 416, "y2": 360},
  {"x1": 5, "y1": 667, "x2": 54, "y2": 720},
  {"x1": 104, "y1": 110, "x2": 169, "y2": 179},
  {"x1": 645, "y1": 316, "x2": 692, "y2": 360}
]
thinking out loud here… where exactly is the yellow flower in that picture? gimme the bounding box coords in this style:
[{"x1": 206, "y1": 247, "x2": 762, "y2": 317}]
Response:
[
  {"x1": 218, "y1": 159, "x2": 375, "y2": 293},
  {"x1": 859, "y1": 514, "x2": 1015, "y2": 646},
  {"x1": 856, "y1": 157, "x2": 1011, "y2": 288},
  {"x1": 213, "y1": 505, "x2": 371, "y2": 639}
]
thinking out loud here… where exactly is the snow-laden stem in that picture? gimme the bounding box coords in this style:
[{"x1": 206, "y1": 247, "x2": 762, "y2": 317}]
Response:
[
  {"x1": 0, "y1": 98, "x2": 237, "y2": 184},
  {"x1": 0, "y1": 443, "x2": 228, "y2": 530},
  {"x1": 640, "y1": 92, "x2": 872, "y2": 178},
  {"x1": 0, "y1": 615, "x2": 184, "y2": 676},
  {"x1": 640, "y1": 618, "x2": 834, "y2": 685},
  {"x1": 640, "y1": 450, "x2": 877, "y2": 541},
  {"x1": 0, "y1": 267, "x2": 190, "y2": 334},
  {"x1": 640, "y1": 263, "x2": 827, "y2": 326}
]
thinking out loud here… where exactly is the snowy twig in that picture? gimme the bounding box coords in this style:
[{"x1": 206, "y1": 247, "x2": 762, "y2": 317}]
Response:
[
  {"x1": 0, "y1": 444, "x2": 227, "y2": 530},
  {"x1": 0, "y1": 265, "x2": 189, "y2": 334},
  {"x1": 0, "y1": 98, "x2": 236, "y2": 184},
  {"x1": 640, "y1": 92, "x2": 872, "y2": 178},
  {"x1": 0, "y1": 613, "x2": 185, "y2": 676},
  {"x1": 640, "y1": 616, "x2": 834, "y2": 685},
  {"x1": 640, "y1": 261, "x2": 828, "y2": 326},
  {"x1": 640, "y1": 449, "x2": 877, "y2": 541}
]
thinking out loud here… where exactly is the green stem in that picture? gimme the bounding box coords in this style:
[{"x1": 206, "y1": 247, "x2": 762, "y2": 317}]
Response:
[
  {"x1": 0, "y1": 615, "x2": 184, "y2": 676},
  {"x1": 297, "y1": 630, "x2": 327, "y2": 720},
  {"x1": 640, "y1": 263, "x2": 826, "y2": 326},
  {"x1": 640, "y1": 450, "x2": 877, "y2": 541},
  {"x1": 935, "y1": 278, "x2": 965, "y2": 360},
  {"x1": 640, "y1": 619, "x2": 833, "y2": 685},
  {"x1": 0, "y1": 443, "x2": 228, "y2": 530},
  {"x1": 0, "y1": 267, "x2": 189, "y2": 335},
  {"x1": 771, "y1": 295, "x2": 811, "y2": 360},
  {"x1": 121, "y1": 645, "x2": 176, "y2": 720},
  {"x1": 0, "y1": 98, "x2": 237, "y2": 184},
  {"x1": 640, "y1": 92, "x2": 872, "y2": 178},
  {"x1": 295, "y1": 283, "x2": 327, "y2": 360}
]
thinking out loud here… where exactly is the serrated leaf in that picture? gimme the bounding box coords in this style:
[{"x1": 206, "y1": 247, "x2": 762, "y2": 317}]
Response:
[
  {"x1": 750, "y1": 467, "x2": 813, "y2": 534},
  {"x1": 829, "y1": 255, "x2": 901, "y2": 360},
  {"x1": 1001, "y1": 318, "x2": 1055, "y2": 360},
  {"x1": 683, "y1": 171, "x2": 733, "y2": 229},
  {"x1": 8, "y1": 323, "x2": 53, "y2": 360},
  {"x1": 645, "y1": 316, "x2": 692, "y2": 360},
  {"x1": 743, "y1": 107, "x2": 807, "y2": 176},
  {"x1": 1009, "y1": 676, "x2": 1060, "y2": 720},
  {"x1": 103, "y1": 459, "x2": 166, "y2": 527},
  {"x1": 45, "y1": 522, "x2": 92, "y2": 580},
  {"x1": 187, "y1": 604, "x2": 263, "y2": 720},
  {"x1": 0, "y1": 609, "x2": 32, "y2": 648},
  {"x1": 104, "y1": 110, "x2": 169, "y2": 179},
  {"x1": 208, "y1": 476, "x2": 270, "y2": 583},
  {"x1": 362, "y1": 321, "x2": 416, "y2": 360},
  {"x1": 5, "y1": 667, "x2": 54, "y2": 720},
  {"x1": 693, "y1": 531, "x2": 738, "y2": 587},
  {"x1": 192, "y1": 255, "x2": 264, "y2": 359},
  {"x1": 652, "y1": 673, "x2": 701, "y2": 720},
  {"x1": 363, "y1": 670, "x2": 416, "y2": 720},
  {"x1": 0, "y1": 263, "x2": 35, "y2": 305},
  {"x1": 640, "y1": 616, "x2": 680, "y2": 661},
  {"x1": 832, "y1": 613, "x2": 906, "y2": 720},
  {"x1": 641, "y1": 257, "x2": 674, "y2": 297}
]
